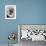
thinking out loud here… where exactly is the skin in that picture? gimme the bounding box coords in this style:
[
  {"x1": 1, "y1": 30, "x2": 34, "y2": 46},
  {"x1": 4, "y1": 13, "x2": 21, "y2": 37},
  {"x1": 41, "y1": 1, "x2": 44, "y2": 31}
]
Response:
[{"x1": 7, "y1": 8, "x2": 14, "y2": 18}]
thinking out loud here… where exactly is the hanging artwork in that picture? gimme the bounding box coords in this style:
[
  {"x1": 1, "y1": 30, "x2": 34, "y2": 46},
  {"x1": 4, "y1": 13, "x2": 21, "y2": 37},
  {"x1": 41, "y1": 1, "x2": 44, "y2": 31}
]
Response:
[
  {"x1": 18, "y1": 24, "x2": 46, "y2": 41},
  {"x1": 5, "y1": 5, "x2": 16, "y2": 19}
]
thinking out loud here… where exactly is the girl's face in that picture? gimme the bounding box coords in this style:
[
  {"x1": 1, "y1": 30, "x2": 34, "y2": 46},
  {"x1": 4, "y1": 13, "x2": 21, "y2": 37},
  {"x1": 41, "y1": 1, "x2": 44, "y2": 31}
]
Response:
[{"x1": 7, "y1": 8, "x2": 14, "y2": 18}]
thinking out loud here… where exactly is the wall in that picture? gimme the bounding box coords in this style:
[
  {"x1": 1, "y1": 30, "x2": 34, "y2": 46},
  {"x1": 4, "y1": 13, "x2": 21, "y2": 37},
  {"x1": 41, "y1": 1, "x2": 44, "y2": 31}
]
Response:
[{"x1": 0, "y1": 0, "x2": 46, "y2": 44}]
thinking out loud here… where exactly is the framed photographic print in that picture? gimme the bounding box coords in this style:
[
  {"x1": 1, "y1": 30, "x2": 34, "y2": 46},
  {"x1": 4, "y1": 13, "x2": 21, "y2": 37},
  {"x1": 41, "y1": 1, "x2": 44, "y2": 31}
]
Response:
[
  {"x1": 5, "y1": 5, "x2": 16, "y2": 19},
  {"x1": 18, "y1": 24, "x2": 46, "y2": 42}
]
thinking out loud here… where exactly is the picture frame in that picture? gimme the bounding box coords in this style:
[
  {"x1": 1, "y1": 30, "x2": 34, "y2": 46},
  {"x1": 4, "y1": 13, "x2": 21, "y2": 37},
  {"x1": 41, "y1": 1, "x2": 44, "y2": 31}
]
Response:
[
  {"x1": 18, "y1": 24, "x2": 46, "y2": 42},
  {"x1": 5, "y1": 5, "x2": 16, "y2": 19}
]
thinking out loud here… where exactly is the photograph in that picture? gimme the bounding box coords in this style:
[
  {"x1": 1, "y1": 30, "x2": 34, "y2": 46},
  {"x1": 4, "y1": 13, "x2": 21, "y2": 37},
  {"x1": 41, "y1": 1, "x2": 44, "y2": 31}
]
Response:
[
  {"x1": 5, "y1": 5, "x2": 16, "y2": 19},
  {"x1": 18, "y1": 24, "x2": 46, "y2": 46}
]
